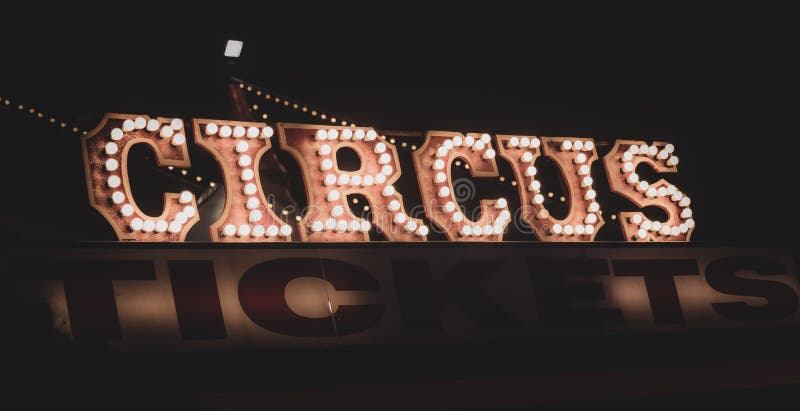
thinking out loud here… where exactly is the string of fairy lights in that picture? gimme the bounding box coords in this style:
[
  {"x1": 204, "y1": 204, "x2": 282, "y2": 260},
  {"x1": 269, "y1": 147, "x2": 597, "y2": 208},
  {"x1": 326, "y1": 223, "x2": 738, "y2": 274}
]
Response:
[{"x1": 2, "y1": 81, "x2": 586, "y2": 219}]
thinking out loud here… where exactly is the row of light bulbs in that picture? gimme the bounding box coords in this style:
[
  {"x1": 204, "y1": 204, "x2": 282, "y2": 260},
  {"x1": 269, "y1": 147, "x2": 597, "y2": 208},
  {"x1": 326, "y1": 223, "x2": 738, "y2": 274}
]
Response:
[{"x1": 0, "y1": 95, "x2": 85, "y2": 135}]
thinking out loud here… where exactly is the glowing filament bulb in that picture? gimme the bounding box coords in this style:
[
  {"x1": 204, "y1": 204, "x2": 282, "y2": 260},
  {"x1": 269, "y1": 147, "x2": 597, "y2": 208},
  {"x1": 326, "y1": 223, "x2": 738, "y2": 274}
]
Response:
[
  {"x1": 574, "y1": 153, "x2": 587, "y2": 164},
  {"x1": 460, "y1": 225, "x2": 472, "y2": 236},
  {"x1": 267, "y1": 225, "x2": 279, "y2": 237},
  {"x1": 120, "y1": 204, "x2": 134, "y2": 217},
  {"x1": 435, "y1": 172, "x2": 447, "y2": 183},
  {"x1": 483, "y1": 149, "x2": 496, "y2": 159},
  {"x1": 585, "y1": 213, "x2": 597, "y2": 224},
  {"x1": 382, "y1": 185, "x2": 395, "y2": 196},
  {"x1": 627, "y1": 173, "x2": 639, "y2": 184},
  {"x1": 327, "y1": 190, "x2": 341, "y2": 201},
  {"x1": 551, "y1": 224, "x2": 563, "y2": 235},
  {"x1": 433, "y1": 159, "x2": 445, "y2": 170},
  {"x1": 243, "y1": 183, "x2": 257, "y2": 196},
  {"x1": 205, "y1": 123, "x2": 218, "y2": 135},
  {"x1": 279, "y1": 225, "x2": 292, "y2": 237},
  {"x1": 366, "y1": 130, "x2": 377, "y2": 140},
  {"x1": 519, "y1": 137, "x2": 530, "y2": 148},
  {"x1": 337, "y1": 174, "x2": 350, "y2": 186},
  {"x1": 331, "y1": 205, "x2": 345, "y2": 217},
  {"x1": 530, "y1": 138, "x2": 541, "y2": 148},
  {"x1": 238, "y1": 155, "x2": 252, "y2": 167},
  {"x1": 110, "y1": 128, "x2": 124, "y2": 140},
  {"x1": 326, "y1": 129, "x2": 338, "y2": 140},
  {"x1": 246, "y1": 197, "x2": 260, "y2": 209},
  {"x1": 496, "y1": 197, "x2": 508, "y2": 209},
  {"x1": 637, "y1": 228, "x2": 647, "y2": 239},
  {"x1": 378, "y1": 153, "x2": 391, "y2": 164},
  {"x1": 247, "y1": 127, "x2": 260, "y2": 138},
  {"x1": 529, "y1": 180, "x2": 541, "y2": 191},
  {"x1": 105, "y1": 158, "x2": 119, "y2": 171},
  {"x1": 451, "y1": 212, "x2": 464, "y2": 223},
  {"x1": 631, "y1": 214, "x2": 643, "y2": 224},
  {"x1": 521, "y1": 152, "x2": 534, "y2": 163},
  {"x1": 122, "y1": 119, "x2": 135, "y2": 132},
  {"x1": 394, "y1": 213, "x2": 407, "y2": 224},
  {"x1": 105, "y1": 142, "x2": 118, "y2": 155},
  {"x1": 112, "y1": 191, "x2": 125, "y2": 204},
  {"x1": 107, "y1": 175, "x2": 121, "y2": 188},
  {"x1": 130, "y1": 218, "x2": 143, "y2": 231},
  {"x1": 438, "y1": 186, "x2": 450, "y2": 197},
  {"x1": 588, "y1": 202, "x2": 600, "y2": 213},
  {"x1": 261, "y1": 127, "x2": 274, "y2": 138},
  {"x1": 443, "y1": 202, "x2": 456, "y2": 213},
  {"x1": 388, "y1": 200, "x2": 400, "y2": 212},
  {"x1": 155, "y1": 220, "x2": 168, "y2": 233},
  {"x1": 563, "y1": 225, "x2": 574, "y2": 235},
  {"x1": 134, "y1": 117, "x2": 146, "y2": 129},
  {"x1": 318, "y1": 144, "x2": 331, "y2": 156},
  {"x1": 381, "y1": 165, "x2": 393, "y2": 176},
  {"x1": 241, "y1": 169, "x2": 255, "y2": 181},
  {"x1": 233, "y1": 126, "x2": 245, "y2": 138},
  {"x1": 249, "y1": 210, "x2": 263, "y2": 223},
  {"x1": 578, "y1": 164, "x2": 590, "y2": 175},
  {"x1": 508, "y1": 137, "x2": 519, "y2": 148},
  {"x1": 160, "y1": 126, "x2": 174, "y2": 139},
  {"x1": 320, "y1": 158, "x2": 333, "y2": 170},
  {"x1": 533, "y1": 194, "x2": 544, "y2": 204},
  {"x1": 170, "y1": 119, "x2": 183, "y2": 130},
  {"x1": 561, "y1": 140, "x2": 572, "y2": 151},
  {"x1": 219, "y1": 126, "x2": 232, "y2": 138}
]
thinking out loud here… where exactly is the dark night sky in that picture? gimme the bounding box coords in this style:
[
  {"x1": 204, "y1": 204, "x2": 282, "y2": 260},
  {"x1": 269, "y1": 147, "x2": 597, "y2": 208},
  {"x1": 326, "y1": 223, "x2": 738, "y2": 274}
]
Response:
[{"x1": 0, "y1": 14, "x2": 795, "y2": 243}]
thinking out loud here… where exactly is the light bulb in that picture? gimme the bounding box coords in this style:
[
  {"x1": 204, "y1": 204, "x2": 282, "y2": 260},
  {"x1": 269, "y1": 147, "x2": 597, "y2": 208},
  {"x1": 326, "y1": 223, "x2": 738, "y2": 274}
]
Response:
[
  {"x1": 483, "y1": 149, "x2": 496, "y2": 159},
  {"x1": 246, "y1": 197, "x2": 260, "y2": 210},
  {"x1": 637, "y1": 181, "x2": 649, "y2": 192},
  {"x1": 388, "y1": 200, "x2": 400, "y2": 212},
  {"x1": 379, "y1": 153, "x2": 391, "y2": 164},
  {"x1": 121, "y1": 204, "x2": 134, "y2": 217},
  {"x1": 249, "y1": 210, "x2": 262, "y2": 223},
  {"x1": 107, "y1": 175, "x2": 121, "y2": 188},
  {"x1": 578, "y1": 164, "x2": 590, "y2": 175},
  {"x1": 496, "y1": 197, "x2": 508, "y2": 209},
  {"x1": 629, "y1": 145, "x2": 639, "y2": 155},
  {"x1": 122, "y1": 119, "x2": 135, "y2": 132},
  {"x1": 499, "y1": 209, "x2": 511, "y2": 220},
  {"x1": 438, "y1": 186, "x2": 450, "y2": 197},
  {"x1": 354, "y1": 129, "x2": 365, "y2": 140},
  {"x1": 660, "y1": 225, "x2": 670, "y2": 236},
  {"x1": 588, "y1": 202, "x2": 600, "y2": 213},
  {"x1": 575, "y1": 224, "x2": 585, "y2": 235},
  {"x1": 443, "y1": 140, "x2": 454, "y2": 150},
  {"x1": 354, "y1": 175, "x2": 366, "y2": 186},
  {"x1": 521, "y1": 152, "x2": 533, "y2": 163},
  {"x1": 639, "y1": 144, "x2": 648, "y2": 154},
  {"x1": 309, "y1": 220, "x2": 324, "y2": 232},
  {"x1": 585, "y1": 213, "x2": 597, "y2": 224},
  {"x1": 561, "y1": 140, "x2": 572, "y2": 151},
  {"x1": 331, "y1": 205, "x2": 345, "y2": 217},
  {"x1": 519, "y1": 137, "x2": 530, "y2": 148},
  {"x1": 243, "y1": 183, "x2": 257, "y2": 196},
  {"x1": 622, "y1": 151, "x2": 633, "y2": 162},
  {"x1": 105, "y1": 158, "x2": 119, "y2": 171},
  {"x1": 525, "y1": 166, "x2": 537, "y2": 176},
  {"x1": 322, "y1": 173, "x2": 336, "y2": 186},
  {"x1": 327, "y1": 190, "x2": 341, "y2": 201},
  {"x1": 261, "y1": 127, "x2": 274, "y2": 138},
  {"x1": 627, "y1": 173, "x2": 639, "y2": 184},
  {"x1": 241, "y1": 169, "x2": 255, "y2": 181},
  {"x1": 460, "y1": 225, "x2": 472, "y2": 236},
  {"x1": 533, "y1": 194, "x2": 544, "y2": 204},
  {"x1": 453, "y1": 136, "x2": 463, "y2": 146},
  {"x1": 105, "y1": 142, "x2": 118, "y2": 155},
  {"x1": 435, "y1": 172, "x2": 447, "y2": 183},
  {"x1": 443, "y1": 201, "x2": 456, "y2": 213},
  {"x1": 530, "y1": 138, "x2": 541, "y2": 148},
  {"x1": 324, "y1": 218, "x2": 337, "y2": 230},
  {"x1": 583, "y1": 141, "x2": 594, "y2": 151},
  {"x1": 374, "y1": 173, "x2": 386, "y2": 184},
  {"x1": 631, "y1": 214, "x2": 643, "y2": 224},
  {"x1": 623, "y1": 162, "x2": 634, "y2": 172},
  {"x1": 648, "y1": 146, "x2": 657, "y2": 156},
  {"x1": 665, "y1": 143, "x2": 675, "y2": 154},
  {"x1": 657, "y1": 150, "x2": 669, "y2": 160},
  {"x1": 668, "y1": 156, "x2": 680, "y2": 166},
  {"x1": 686, "y1": 218, "x2": 695, "y2": 229},
  {"x1": 381, "y1": 165, "x2": 393, "y2": 176},
  {"x1": 111, "y1": 128, "x2": 124, "y2": 140},
  {"x1": 394, "y1": 213, "x2": 407, "y2": 224},
  {"x1": 361, "y1": 220, "x2": 372, "y2": 232},
  {"x1": 130, "y1": 218, "x2": 143, "y2": 231},
  {"x1": 374, "y1": 142, "x2": 387, "y2": 154},
  {"x1": 657, "y1": 187, "x2": 668, "y2": 197},
  {"x1": 341, "y1": 129, "x2": 353, "y2": 140},
  {"x1": 219, "y1": 126, "x2": 232, "y2": 138},
  {"x1": 320, "y1": 158, "x2": 333, "y2": 170},
  {"x1": 564, "y1": 224, "x2": 574, "y2": 235},
  {"x1": 452, "y1": 212, "x2": 464, "y2": 222},
  {"x1": 174, "y1": 212, "x2": 188, "y2": 225},
  {"x1": 508, "y1": 137, "x2": 520, "y2": 148},
  {"x1": 366, "y1": 130, "x2": 377, "y2": 140},
  {"x1": 327, "y1": 129, "x2": 338, "y2": 140},
  {"x1": 681, "y1": 208, "x2": 693, "y2": 219},
  {"x1": 246, "y1": 127, "x2": 260, "y2": 139},
  {"x1": 646, "y1": 187, "x2": 657, "y2": 198},
  {"x1": 585, "y1": 189, "x2": 597, "y2": 200},
  {"x1": 671, "y1": 226, "x2": 680, "y2": 236},
  {"x1": 337, "y1": 174, "x2": 350, "y2": 186},
  {"x1": 473, "y1": 225, "x2": 483, "y2": 236},
  {"x1": 205, "y1": 123, "x2": 218, "y2": 135},
  {"x1": 252, "y1": 225, "x2": 265, "y2": 237},
  {"x1": 671, "y1": 191, "x2": 684, "y2": 202},
  {"x1": 433, "y1": 159, "x2": 445, "y2": 170},
  {"x1": 160, "y1": 125, "x2": 174, "y2": 139},
  {"x1": 436, "y1": 146, "x2": 448, "y2": 157},
  {"x1": 642, "y1": 220, "x2": 652, "y2": 231},
  {"x1": 238, "y1": 155, "x2": 252, "y2": 168},
  {"x1": 171, "y1": 134, "x2": 186, "y2": 146},
  {"x1": 155, "y1": 220, "x2": 168, "y2": 233},
  {"x1": 652, "y1": 221, "x2": 662, "y2": 232},
  {"x1": 484, "y1": 224, "x2": 494, "y2": 235},
  {"x1": 472, "y1": 141, "x2": 485, "y2": 151},
  {"x1": 574, "y1": 140, "x2": 584, "y2": 151},
  {"x1": 315, "y1": 129, "x2": 328, "y2": 141},
  {"x1": 529, "y1": 180, "x2": 541, "y2": 192},
  {"x1": 236, "y1": 224, "x2": 250, "y2": 237},
  {"x1": 267, "y1": 225, "x2": 279, "y2": 237},
  {"x1": 405, "y1": 220, "x2": 418, "y2": 232},
  {"x1": 581, "y1": 176, "x2": 593, "y2": 187},
  {"x1": 280, "y1": 225, "x2": 292, "y2": 236},
  {"x1": 134, "y1": 117, "x2": 146, "y2": 129},
  {"x1": 417, "y1": 225, "x2": 429, "y2": 236},
  {"x1": 349, "y1": 220, "x2": 361, "y2": 232},
  {"x1": 679, "y1": 223, "x2": 688, "y2": 233},
  {"x1": 382, "y1": 185, "x2": 395, "y2": 196},
  {"x1": 667, "y1": 185, "x2": 677, "y2": 195},
  {"x1": 551, "y1": 224, "x2": 563, "y2": 235},
  {"x1": 574, "y1": 153, "x2": 587, "y2": 164},
  {"x1": 679, "y1": 196, "x2": 691, "y2": 207},
  {"x1": 233, "y1": 126, "x2": 246, "y2": 138},
  {"x1": 143, "y1": 219, "x2": 155, "y2": 232},
  {"x1": 585, "y1": 225, "x2": 595, "y2": 235},
  {"x1": 637, "y1": 228, "x2": 647, "y2": 239},
  {"x1": 465, "y1": 136, "x2": 475, "y2": 146},
  {"x1": 112, "y1": 191, "x2": 125, "y2": 204}
]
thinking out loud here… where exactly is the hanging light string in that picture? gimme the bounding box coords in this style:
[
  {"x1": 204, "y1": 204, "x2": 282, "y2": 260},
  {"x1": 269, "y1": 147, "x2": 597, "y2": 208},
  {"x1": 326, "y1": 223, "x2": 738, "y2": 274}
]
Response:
[
  {"x1": 234, "y1": 77, "x2": 529, "y2": 190},
  {"x1": 0, "y1": 95, "x2": 86, "y2": 135}
]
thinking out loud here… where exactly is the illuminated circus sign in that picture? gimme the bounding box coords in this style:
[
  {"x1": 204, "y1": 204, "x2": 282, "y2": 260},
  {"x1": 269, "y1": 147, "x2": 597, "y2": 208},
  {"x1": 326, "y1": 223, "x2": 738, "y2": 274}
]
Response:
[{"x1": 82, "y1": 113, "x2": 695, "y2": 242}]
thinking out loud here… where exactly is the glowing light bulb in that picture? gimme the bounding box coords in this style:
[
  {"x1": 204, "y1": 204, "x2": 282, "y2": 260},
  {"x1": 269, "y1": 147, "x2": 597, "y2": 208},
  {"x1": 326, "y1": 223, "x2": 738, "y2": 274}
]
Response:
[
  {"x1": 623, "y1": 162, "x2": 634, "y2": 172},
  {"x1": 561, "y1": 140, "x2": 572, "y2": 151},
  {"x1": 585, "y1": 189, "x2": 597, "y2": 200},
  {"x1": 631, "y1": 214, "x2": 643, "y2": 224},
  {"x1": 381, "y1": 165, "x2": 393, "y2": 176},
  {"x1": 310, "y1": 220, "x2": 324, "y2": 232},
  {"x1": 529, "y1": 180, "x2": 541, "y2": 192},
  {"x1": 327, "y1": 190, "x2": 341, "y2": 201},
  {"x1": 134, "y1": 117, "x2": 146, "y2": 129},
  {"x1": 519, "y1": 137, "x2": 530, "y2": 148},
  {"x1": 627, "y1": 173, "x2": 639, "y2": 184},
  {"x1": 472, "y1": 225, "x2": 483, "y2": 236},
  {"x1": 452, "y1": 212, "x2": 464, "y2": 223},
  {"x1": 472, "y1": 141, "x2": 485, "y2": 151},
  {"x1": 588, "y1": 202, "x2": 600, "y2": 213},
  {"x1": 443, "y1": 202, "x2": 456, "y2": 213},
  {"x1": 533, "y1": 194, "x2": 544, "y2": 204},
  {"x1": 574, "y1": 153, "x2": 587, "y2": 164},
  {"x1": 235, "y1": 224, "x2": 250, "y2": 237},
  {"x1": 374, "y1": 142, "x2": 387, "y2": 154},
  {"x1": 245, "y1": 126, "x2": 259, "y2": 139},
  {"x1": 105, "y1": 142, "x2": 118, "y2": 155},
  {"x1": 642, "y1": 220, "x2": 652, "y2": 231},
  {"x1": 432, "y1": 159, "x2": 445, "y2": 170},
  {"x1": 436, "y1": 146, "x2": 448, "y2": 157},
  {"x1": 241, "y1": 169, "x2": 255, "y2": 181},
  {"x1": 130, "y1": 218, "x2": 143, "y2": 231},
  {"x1": 435, "y1": 172, "x2": 447, "y2": 183},
  {"x1": 331, "y1": 205, "x2": 345, "y2": 217},
  {"x1": 382, "y1": 185, "x2": 395, "y2": 196},
  {"x1": 122, "y1": 119, "x2": 135, "y2": 132},
  {"x1": 636, "y1": 228, "x2": 647, "y2": 239},
  {"x1": 246, "y1": 197, "x2": 260, "y2": 210},
  {"x1": 648, "y1": 146, "x2": 657, "y2": 157},
  {"x1": 483, "y1": 149, "x2": 496, "y2": 159},
  {"x1": 326, "y1": 129, "x2": 338, "y2": 140},
  {"x1": 671, "y1": 191, "x2": 684, "y2": 202},
  {"x1": 361, "y1": 221, "x2": 372, "y2": 232},
  {"x1": 583, "y1": 141, "x2": 594, "y2": 151},
  {"x1": 110, "y1": 128, "x2": 124, "y2": 141},
  {"x1": 508, "y1": 137, "x2": 519, "y2": 148},
  {"x1": 169, "y1": 119, "x2": 182, "y2": 130},
  {"x1": 337, "y1": 174, "x2": 350, "y2": 186},
  {"x1": 681, "y1": 208, "x2": 693, "y2": 219},
  {"x1": 120, "y1": 204, "x2": 134, "y2": 217},
  {"x1": 205, "y1": 123, "x2": 218, "y2": 135},
  {"x1": 366, "y1": 130, "x2": 377, "y2": 140},
  {"x1": 404, "y1": 220, "x2": 418, "y2": 232},
  {"x1": 551, "y1": 224, "x2": 563, "y2": 235},
  {"x1": 520, "y1": 152, "x2": 533, "y2": 163},
  {"x1": 388, "y1": 200, "x2": 401, "y2": 212},
  {"x1": 267, "y1": 225, "x2": 279, "y2": 237},
  {"x1": 378, "y1": 153, "x2": 391, "y2": 164},
  {"x1": 252, "y1": 225, "x2": 265, "y2": 237},
  {"x1": 356, "y1": 175, "x2": 368, "y2": 186},
  {"x1": 657, "y1": 187, "x2": 668, "y2": 197},
  {"x1": 261, "y1": 127, "x2": 274, "y2": 138},
  {"x1": 219, "y1": 126, "x2": 232, "y2": 138},
  {"x1": 637, "y1": 181, "x2": 649, "y2": 192},
  {"x1": 243, "y1": 183, "x2": 257, "y2": 196},
  {"x1": 660, "y1": 225, "x2": 670, "y2": 236},
  {"x1": 105, "y1": 158, "x2": 119, "y2": 172},
  {"x1": 496, "y1": 197, "x2": 508, "y2": 209},
  {"x1": 657, "y1": 150, "x2": 669, "y2": 160},
  {"x1": 169, "y1": 133, "x2": 186, "y2": 146},
  {"x1": 564, "y1": 225, "x2": 574, "y2": 235},
  {"x1": 160, "y1": 126, "x2": 174, "y2": 139},
  {"x1": 317, "y1": 144, "x2": 331, "y2": 156},
  {"x1": 142, "y1": 220, "x2": 155, "y2": 232},
  {"x1": 354, "y1": 129, "x2": 365, "y2": 140},
  {"x1": 679, "y1": 196, "x2": 691, "y2": 207},
  {"x1": 322, "y1": 173, "x2": 337, "y2": 186},
  {"x1": 280, "y1": 225, "x2": 292, "y2": 236},
  {"x1": 320, "y1": 158, "x2": 333, "y2": 171},
  {"x1": 639, "y1": 144, "x2": 648, "y2": 154},
  {"x1": 578, "y1": 164, "x2": 590, "y2": 175},
  {"x1": 581, "y1": 176, "x2": 593, "y2": 188},
  {"x1": 233, "y1": 126, "x2": 245, "y2": 138},
  {"x1": 679, "y1": 223, "x2": 689, "y2": 233},
  {"x1": 248, "y1": 210, "x2": 263, "y2": 223},
  {"x1": 417, "y1": 225, "x2": 429, "y2": 236},
  {"x1": 575, "y1": 224, "x2": 585, "y2": 235},
  {"x1": 622, "y1": 151, "x2": 633, "y2": 162},
  {"x1": 665, "y1": 143, "x2": 675, "y2": 154},
  {"x1": 525, "y1": 166, "x2": 537, "y2": 176},
  {"x1": 394, "y1": 213, "x2": 407, "y2": 224},
  {"x1": 340, "y1": 129, "x2": 353, "y2": 140},
  {"x1": 112, "y1": 191, "x2": 125, "y2": 204},
  {"x1": 646, "y1": 187, "x2": 657, "y2": 198},
  {"x1": 667, "y1": 185, "x2": 677, "y2": 195},
  {"x1": 155, "y1": 220, "x2": 168, "y2": 233},
  {"x1": 349, "y1": 220, "x2": 361, "y2": 232},
  {"x1": 460, "y1": 225, "x2": 472, "y2": 236},
  {"x1": 174, "y1": 212, "x2": 188, "y2": 225},
  {"x1": 585, "y1": 213, "x2": 597, "y2": 224},
  {"x1": 530, "y1": 137, "x2": 541, "y2": 148},
  {"x1": 107, "y1": 175, "x2": 121, "y2": 188},
  {"x1": 374, "y1": 173, "x2": 386, "y2": 184},
  {"x1": 629, "y1": 145, "x2": 639, "y2": 155},
  {"x1": 652, "y1": 221, "x2": 662, "y2": 232},
  {"x1": 438, "y1": 186, "x2": 451, "y2": 197}
]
